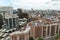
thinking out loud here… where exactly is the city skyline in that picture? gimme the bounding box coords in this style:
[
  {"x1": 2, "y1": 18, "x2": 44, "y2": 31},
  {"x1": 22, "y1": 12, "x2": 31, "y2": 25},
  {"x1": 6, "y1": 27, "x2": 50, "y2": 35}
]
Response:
[
  {"x1": 0, "y1": 0, "x2": 60, "y2": 10},
  {"x1": 0, "y1": 6, "x2": 60, "y2": 40}
]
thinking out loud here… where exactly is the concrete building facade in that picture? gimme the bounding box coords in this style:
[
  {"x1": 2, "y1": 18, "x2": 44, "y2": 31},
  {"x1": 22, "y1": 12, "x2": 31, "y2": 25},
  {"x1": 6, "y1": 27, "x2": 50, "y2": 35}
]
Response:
[
  {"x1": 0, "y1": 6, "x2": 13, "y2": 14},
  {"x1": 4, "y1": 14, "x2": 19, "y2": 29},
  {"x1": 0, "y1": 6, "x2": 13, "y2": 23}
]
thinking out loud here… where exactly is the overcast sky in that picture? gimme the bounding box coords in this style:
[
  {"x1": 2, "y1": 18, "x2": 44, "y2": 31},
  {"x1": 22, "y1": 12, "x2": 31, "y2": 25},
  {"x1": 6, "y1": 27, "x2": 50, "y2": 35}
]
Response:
[{"x1": 0, "y1": 0, "x2": 60, "y2": 10}]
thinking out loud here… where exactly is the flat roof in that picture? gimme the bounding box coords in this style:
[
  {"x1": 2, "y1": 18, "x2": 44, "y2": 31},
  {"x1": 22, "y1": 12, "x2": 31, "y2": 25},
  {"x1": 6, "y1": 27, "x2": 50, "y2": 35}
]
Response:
[
  {"x1": 5, "y1": 14, "x2": 18, "y2": 19},
  {"x1": 9, "y1": 27, "x2": 31, "y2": 35}
]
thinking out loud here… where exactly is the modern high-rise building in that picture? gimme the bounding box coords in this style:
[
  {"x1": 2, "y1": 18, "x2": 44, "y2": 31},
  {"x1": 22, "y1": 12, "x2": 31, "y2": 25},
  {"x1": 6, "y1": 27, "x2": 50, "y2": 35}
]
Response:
[
  {"x1": 4, "y1": 14, "x2": 19, "y2": 29},
  {"x1": 0, "y1": 6, "x2": 13, "y2": 14},
  {"x1": 0, "y1": 6, "x2": 13, "y2": 23}
]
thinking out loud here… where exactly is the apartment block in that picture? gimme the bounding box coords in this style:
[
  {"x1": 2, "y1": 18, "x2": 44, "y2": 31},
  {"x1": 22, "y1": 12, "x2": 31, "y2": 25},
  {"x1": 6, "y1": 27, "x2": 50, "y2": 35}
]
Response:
[
  {"x1": 27, "y1": 18, "x2": 59, "y2": 40},
  {"x1": 9, "y1": 26, "x2": 31, "y2": 40}
]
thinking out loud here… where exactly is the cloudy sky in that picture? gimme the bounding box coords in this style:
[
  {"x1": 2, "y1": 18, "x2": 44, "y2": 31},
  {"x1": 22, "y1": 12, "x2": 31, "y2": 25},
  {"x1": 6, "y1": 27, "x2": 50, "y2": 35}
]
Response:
[{"x1": 0, "y1": 0, "x2": 60, "y2": 10}]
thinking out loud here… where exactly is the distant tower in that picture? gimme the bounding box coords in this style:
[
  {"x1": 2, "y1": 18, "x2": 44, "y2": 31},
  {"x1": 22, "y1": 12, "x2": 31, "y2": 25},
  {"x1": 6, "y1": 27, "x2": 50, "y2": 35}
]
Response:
[
  {"x1": 31, "y1": 8, "x2": 34, "y2": 12},
  {"x1": 9, "y1": 0, "x2": 13, "y2": 14}
]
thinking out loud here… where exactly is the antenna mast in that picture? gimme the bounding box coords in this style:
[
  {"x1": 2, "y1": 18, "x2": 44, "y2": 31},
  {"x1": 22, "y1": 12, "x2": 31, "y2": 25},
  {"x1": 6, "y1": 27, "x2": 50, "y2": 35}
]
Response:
[{"x1": 9, "y1": 0, "x2": 12, "y2": 6}]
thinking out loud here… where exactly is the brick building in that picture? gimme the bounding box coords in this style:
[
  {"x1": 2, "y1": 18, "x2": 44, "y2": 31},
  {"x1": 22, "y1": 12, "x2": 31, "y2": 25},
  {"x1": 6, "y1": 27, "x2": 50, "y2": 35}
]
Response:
[
  {"x1": 9, "y1": 18, "x2": 60, "y2": 40},
  {"x1": 9, "y1": 26, "x2": 31, "y2": 40},
  {"x1": 27, "y1": 19, "x2": 60, "y2": 40}
]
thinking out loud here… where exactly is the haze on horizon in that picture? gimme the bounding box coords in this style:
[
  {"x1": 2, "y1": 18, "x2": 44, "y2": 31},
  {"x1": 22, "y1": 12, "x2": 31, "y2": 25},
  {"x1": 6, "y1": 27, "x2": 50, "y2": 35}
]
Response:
[{"x1": 0, "y1": 0, "x2": 60, "y2": 10}]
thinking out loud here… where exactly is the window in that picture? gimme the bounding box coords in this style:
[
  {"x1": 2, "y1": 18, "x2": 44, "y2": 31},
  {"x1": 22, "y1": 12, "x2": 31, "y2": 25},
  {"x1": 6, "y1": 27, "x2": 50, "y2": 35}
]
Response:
[
  {"x1": 51, "y1": 25, "x2": 55, "y2": 36},
  {"x1": 13, "y1": 18, "x2": 15, "y2": 28},
  {"x1": 43, "y1": 26, "x2": 46, "y2": 38},
  {"x1": 56, "y1": 25, "x2": 58, "y2": 33},
  {"x1": 9, "y1": 18, "x2": 12, "y2": 29},
  {"x1": 47, "y1": 26, "x2": 50, "y2": 35}
]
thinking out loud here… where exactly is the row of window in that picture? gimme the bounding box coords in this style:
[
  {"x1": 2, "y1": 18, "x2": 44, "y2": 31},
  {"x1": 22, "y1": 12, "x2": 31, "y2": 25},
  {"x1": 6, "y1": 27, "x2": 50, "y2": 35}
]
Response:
[
  {"x1": 43, "y1": 25, "x2": 58, "y2": 38},
  {"x1": 5, "y1": 18, "x2": 18, "y2": 29}
]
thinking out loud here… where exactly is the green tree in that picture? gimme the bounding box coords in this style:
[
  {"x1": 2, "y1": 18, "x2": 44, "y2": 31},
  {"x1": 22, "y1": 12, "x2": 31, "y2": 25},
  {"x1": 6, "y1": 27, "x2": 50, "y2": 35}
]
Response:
[
  {"x1": 17, "y1": 9, "x2": 29, "y2": 19},
  {"x1": 29, "y1": 37, "x2": 34, "y2": 40},
  {"x1": 0, "y1": 14, "x2": 3, "y2": 29},
  {"x1": 38, "y1": 37, "x2": 44, "y2": 40},
  {"x1": 17, "y1": 9, "x2": 22, "y2": 16},
  {"x1": 55, "y1": 34, "x2": 60, "y2": 40},
  {"x1": 19, "y1": 12, "x2": 29, "y2": 19}
]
